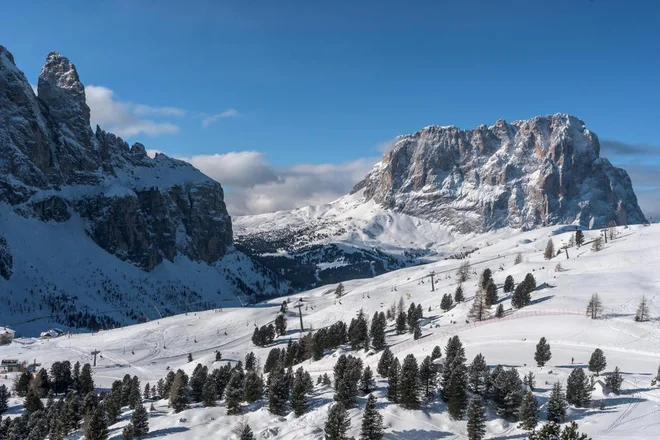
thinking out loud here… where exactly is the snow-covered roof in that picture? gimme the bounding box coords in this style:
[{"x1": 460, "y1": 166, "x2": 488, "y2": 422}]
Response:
[{"x1": 0, "y1": 327, "x2": 15, "y2": 335}]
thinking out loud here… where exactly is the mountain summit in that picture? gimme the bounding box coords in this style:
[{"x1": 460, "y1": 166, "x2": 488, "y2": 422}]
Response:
[
  {"x1": 236, "y1": 115, "x2": 646, "y2": 290},
  {"x1": 0, "y1": 46, "x2": 284, "y2": 333},
  {"x1": 353, "y1": 114, "x2": 646, "y2": 232}
]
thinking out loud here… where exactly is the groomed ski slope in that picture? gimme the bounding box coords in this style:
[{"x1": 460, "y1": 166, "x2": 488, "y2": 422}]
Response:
[{"x1": 1, "y1": 224, "x2": 660, "y2": 439}]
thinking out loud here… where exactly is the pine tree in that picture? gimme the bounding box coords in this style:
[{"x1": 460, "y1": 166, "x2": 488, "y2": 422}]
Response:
[
  {"x1": 441, "y1": 293, "x2": 453, "y2": 312},
  {"x1": 233, "y1": 419, "x2": 255, "y2": 440},
  {"x1": 190, "y1": 364, "x2": 207, "y2": 403},
  {"x1": 503, "y1": 275, "x2": 515, "y2": 293},
  {"x1": 468, "y1": 292, "x2": 490, "y2": 321},
  {"x1": 275, "y1": 313, "x2": 287, "y2": 336},
  {"x1": 492, "y1": 368, "x2": 524, "y2": 420},
  {"x1": 349, "y1": 309, "x2": 370, "y2": 350},
  {"x1": 335, "y1": 283, "x2": 345, "y2": 300},
  {"x1": 441, "y1": 336, "x2": 466, "y2": 399},
  {"x1": 267, "y1": 366, "x2": 290, "y2": 416},
  {"x1": 291, "y1": 367, "x2": 309, "y2": 416},
  {"x1": 575, "y1": 230, "x2": 585, "y2": 247},
  {"x1": 399, "y1": 354, "x2": 420, "y2": 409},
  {"x1": 431, "y1": 345, "x2": 442, "y2": 361},
  {"x1": 544, "y1": 239, "x2": 555, "y2": 260},
  {"x1": 528, "y1": 421, "x2": 590, "y2": 440},
  {"x1": 202, "y1": 376, "x2": 217, "y2": 406},
  {"x1": 359, "y1": 366, "x2": 376, "y2": 394},
  {"x1": 419, "y1": 356, "x2": 436, "y2": 398},
  {"x1": 468, "y1": 353, "x2": 489, "y2": 396},
  {"x1": 523, "y1": 371, "x2": 536, "y2": 391},
  {"x1": 534, "y1": 337, "x2": 552, "y2": 367},
  {"x1": 215, "y1": 351, "x2": 222, "y2": 362},
  {"x1": 377, "y1": 348, "x2": 394, "y2": 377},
  {"x1": 586, "y1": 293, "x2": 604, "y2": 319},
  {"x1": 454, "y1": 284, "x2": 465, "y2": 303},
  {"x1": 143, "y1": 383, "x2": 150, "y2": 400},
  {"x1": 13, "y1": 372, "x2": 30, "y2": 397},
  {"x1": 360, "y1": 394, "x2": 384, "y2": 440},
  {"x1": 546, "y1": 382, "x2": 567, "y2": 424},
  {"x1": 485, "y1": 282, "x2": 498, "y2": 307},
  {"x1": 413, "y1": 322, "x2": 422, "y2": 340},
  {"x1": 519, "y1": 391, "x2": 539, "y2": 430},
  {"x1": 495, "y1": 303, "x2": 505, "y2": 318},
  {"x1": 566, "y1": 368, "x2": 592, "y2": 407},
  {"x1": 325, "y1": 402, "x2": 351, "y2": 440},
  {"x1": 466, "y1": 396, "x2": 487, "y2": 440},
  {"x1": 480, "y1": 268, "x2": 493, "y2": 290},
  {"x1": 588, "y1": 348, "x2": 607, "y2": 376},
  {"x1": 370, "y1": 312, "x2": 387, "y2": 351},
  {"x1": 131, "y1": 403, "x2": 149, "y2": 439},
  {"x1": 446, "y1": 357, "x2": 468, "y2": 420},
  {"x1": 84, "y1": 405, "x2": 109, "y2": 440},
  {"x1": 225, "y1": 371, "x2": 245, "y2": 415},
  {"x1": 243, "y1": 370, "x2": 263, "y2": 403},
  {"x1": 187, "y1": 353, "x2": 193, "y2": 362},
  {"x1": 24, "y1": 388, "x2": 44, "y2": 415},
  {"x1": 387, "y1": 358, "x2": 400, "y2": 402},
  {"x1": 334, "y1": 355, "x2": 363, "y2": 408},
  {"x1": 635, "y1": 296, "x2": 650, "y2": 322},
  {"x1": 0, "y1": 385, "x2": 9, "y2": 415},
  {"x1": 169, "y1": 371, "x2": 188, "y2": 413},
  {"x1": 395, "y1": 310, "x2": 407, "y2": 334}
]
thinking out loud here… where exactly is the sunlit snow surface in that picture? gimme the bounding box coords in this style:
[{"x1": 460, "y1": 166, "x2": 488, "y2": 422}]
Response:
[{"x1": 1, "y1": 224, "x2": 659, "y2": 439}]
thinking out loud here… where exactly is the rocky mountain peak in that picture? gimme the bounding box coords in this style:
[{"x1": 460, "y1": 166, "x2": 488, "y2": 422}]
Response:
[
  {"x1": 353, "y1": 114, "x2": 646, "y2": 232},
  {"x1": 38, "y1": 51, "x2": 92, "y2": 146}
]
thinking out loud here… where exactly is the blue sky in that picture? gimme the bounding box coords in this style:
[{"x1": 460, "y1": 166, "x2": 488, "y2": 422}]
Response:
[{"x1": 2, "y1": 0, "x2": 659, "y2": 215}]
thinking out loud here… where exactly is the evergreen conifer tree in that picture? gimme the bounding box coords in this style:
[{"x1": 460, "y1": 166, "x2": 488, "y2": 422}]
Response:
[
  {"x1": 399, "y1": 354, "x2": 420, "y2": 409},
  {"x1": 441, "y1": 294, "x2": 453, "y2": 311},
  {"x1": 0, "y1": 385, "x2": 9, "y2": 415},
  {"x1": 291, "y1": 367, "x2": 309, "y2": 416},
  {"x1": 275, "y1": 313, "x2": 287, "y2": 336},
  {"x1": 24, "y1": 388, "x2": 44, "y2": 415},
  {"x1": 480, "y1": 268, "x2": 493, "y2": 290},
  {"x1": 454, "y1": 284, "x2": 465, "y2": 303},
  {"x1": 605, "y1": 366, "x2": 623, "y2": 394},
  {"x1": 377, "y1": 348, "x2": 394, "y2": 377},
  {"x1": 446, "y1": 357, "x2": 468, "y2": 420},
  {"x1": 468, "y1": 354, "x2": 489, "y2": 396},
  {"x1": 335, "y1": 283, "x2": 345, "y2": 300},
  {"x1": 566, "y1": 368, "x2": 592, "y2": 408},
  {"x1": 503, "y1": 275, "x2": 515, "y2": 293},
  {"x1": 243, "y1": 370, "x2": 263, "y2": 403},
  {"x1": 431, "y1": 346, "x2": 442, "y2": 361},
  {"x1": 519, "y1": 391, "x2": 540, "y2": 430},
  {"x1": 588, "y1": 348, "x2": 607, "y2": 376},
  {"x1": 492, "y1": 368, "x2": 524, "y2": 420},
  {"x1": 496, "y1": 303, "x2": 505, "y2": 318},
  {"x1": 359, "y1": 366, "x2": 376, "y2": 394},
  {"x1": 387, "y1": 358, "x2": 400, "y2": 402},
  {"x1": 370, "y1": 312, "x2": 387, "y2": 351},
  {"x1": 635, "y1": 296, "x2": 650, "y2": 322},
  {"x1": 395, "y1": 311, "x2": 407, "y2": 334},
  {"x1": 485, "y1": 282, "x2": 498, "y2": 307},
  {"x1": 359, "y1": 394, "x2": 384, "y2": 440},
  {"x1": 413, "y1": 322, "x2": 422, "y2": 340},
  {"x1": 466, "y1": 396, "x2": 487, "y2": 440},
  {"x1": 419, "y1": 356, "x2": 436, "y2": 398},
  {"x1": 225, "y1": 371, "x2": 245, "y2": 415},
  {"x1": 84, "y1": 405, "x2": 109, "y2": 440},
  {"x1": 546, "y1": 382, "x2": 567, "y2": 424},
  {"x1": 169, "y1": 371, "x2": 188, "y2": 413},
  {"x1": 131, "y1": 403, "x2": 149, "y2": 439},
  {"x1": 202, "y1": 376, "x2": 217, "y2": 407},
  {"x1": 325, "y1": 402, "x2": 351, "y2": 440},
  {"x1": 267, "y1": 366, "x2": 290, "y2": 416},
  {"x1": 575, "y1": 230, "x2": 585, "y2": 247},
  {"x1": 534, "y1": 337, "x2": 552, "y2": 367}
]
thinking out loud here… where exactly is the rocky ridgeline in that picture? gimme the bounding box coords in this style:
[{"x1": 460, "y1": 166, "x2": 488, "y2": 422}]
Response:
[
  {"x1": 353, "y1": 114, "x2": 646, "y2": 232},
  {"x1": 0, "y1": 46, "x2": 232, "y2": 273}
]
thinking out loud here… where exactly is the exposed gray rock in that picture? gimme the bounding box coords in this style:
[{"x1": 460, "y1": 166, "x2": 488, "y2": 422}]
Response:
[
  {"x1": 0, "y1": 45, "x2": 233, "y2": 270},
  {"x1": 353, "y1": 114, "x2": 646, "y2": 232},
  {"x1": 0, "y1": 236, "x2": 11, "y2": 280}
]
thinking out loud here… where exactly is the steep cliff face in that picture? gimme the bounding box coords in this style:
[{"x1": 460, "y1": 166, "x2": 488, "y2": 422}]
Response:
[
  {"x1": 0, "y1": 46, "x2": 232, "y2": 270},
  {"x1": 353, "y1": 114, "x2": 646, "y2": 232},
  {"x1": 0, "y1": 46, "x2": 285, "y2": 333}
]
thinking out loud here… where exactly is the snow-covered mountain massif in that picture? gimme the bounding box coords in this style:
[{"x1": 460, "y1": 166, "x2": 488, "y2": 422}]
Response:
[
  {"x1": 235, "y1": 114, "x2": 647, "y2": 290},
  {"x1": 0, "y1": 46, "x2": 288, "y2": 334}
]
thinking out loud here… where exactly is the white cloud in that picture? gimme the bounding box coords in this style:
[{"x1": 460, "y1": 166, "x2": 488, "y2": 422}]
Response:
[
  {"x1": 202, "y1": 109, "x2": 243, "y2": 127},
  {"x1": 85, "y1": 85, "x2": 180, "y2": 137},
  {"x1": 133, "y1": 104, "x2": 187, "y2": 117},
  {"x1": 174, "y1": 151, "x2": 378, "y2": 215}
]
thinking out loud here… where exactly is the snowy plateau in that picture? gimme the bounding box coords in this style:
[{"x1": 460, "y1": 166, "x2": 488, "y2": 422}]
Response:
[{"x1": 1, "y1": 224, "x2": 659, "y2": 439}]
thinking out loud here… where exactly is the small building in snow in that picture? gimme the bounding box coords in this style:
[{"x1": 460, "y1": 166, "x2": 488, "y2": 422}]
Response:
[
  {"x1": 40, "y1": 329, "x2": 59, "y2": 339},
  {"x1": 0, "y1": 359, "x2": 22, "y2": 373}
]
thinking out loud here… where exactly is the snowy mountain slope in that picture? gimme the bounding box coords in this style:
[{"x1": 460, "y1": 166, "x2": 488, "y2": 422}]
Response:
[
  {"x1": 0, "y1": 45, "x2": 289, "y2": 334},
  {"x1": 2, "y1": 224, "x2": 659, "y2": 439},
  {"x1": 235, "y1": 115, "x2": 647, "y2": 292}
]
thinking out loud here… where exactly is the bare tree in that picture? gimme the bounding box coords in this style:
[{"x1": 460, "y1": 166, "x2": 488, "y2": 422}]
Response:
[
  {"x1": 469, "y1": 292, "x2": 490, "y2": 322},
  {"x1": 635, "y1": 296, "x2": 650, "y2": 322},
  {"x1": 544, "y1": 239, "x2": 555, "y2": 260},
  {"x1": 586, "y1": 293, "x2": 603, "y2": 319},
  {"x1": 457, "y1": 260, "x2": 472, "y2": 283},
  {"x1": 608, "y1": 220, "x2": 617, "y2": 240},
  {"x1": 591, "y1": 237, "x2": 603, "y2": 252},
  {"x1": 514, "y1": 253, "x2": 523, "y2": 265}
]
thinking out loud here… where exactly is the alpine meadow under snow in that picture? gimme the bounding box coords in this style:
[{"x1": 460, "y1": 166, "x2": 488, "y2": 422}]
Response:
[{"x1": 1, "y1": 223, "x2": 659, "y2": 439}]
